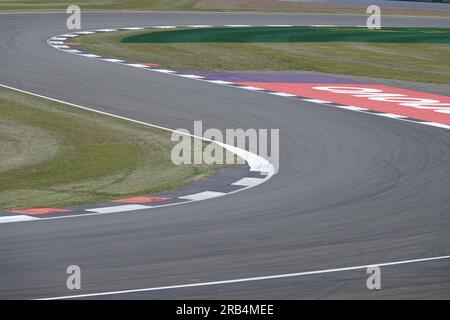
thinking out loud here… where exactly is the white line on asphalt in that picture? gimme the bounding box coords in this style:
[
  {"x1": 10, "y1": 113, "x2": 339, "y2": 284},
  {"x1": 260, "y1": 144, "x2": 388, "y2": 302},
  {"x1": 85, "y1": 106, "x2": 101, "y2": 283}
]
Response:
[
  {"x1": 79, "y1": 54, "x2": 101, "y2": 58},
  {"x1": 232, "y1": 177, "x2": 265, "y2": 187},
  {"x1": 86, "y1": 205, "x2": 151, "y2": 214},
  {"x1": 179, "y1": 191, "x2": 226, "y2": 201},
  {"x1": 102, "y1": 58, "x2": 125, "y2": 63},
  {"x1": 126, "y1": 63, "x2": 150, "y2": 68},
  {"x1": 0, "y1": 84, "x2": 274, "y2": 224},
  {"x1": 95, "y1": 29, "x2": 117, "y2": 32},
  {"x1": 0, "y1": 215, "x2": 39, "y2": 224},
  {"x1": 337, "y1": 105, "x2": 368, "y2": 111},
  {"x1": 423, "y1": 122, "x2": 450, "y2": 129},
  {"x1": 268, "y1": 92, "x2": 297, "y2": 97},
  {"x1": 205, "y1": 80, "x2": 234, "y2": 85},
  {"x1": 302, "y1": 98, "x2": 332, "y2": 104},
  {"x1": 38, "y1": 254, "x2": 450, "y2": 300},
  {"x1": 152, "y1": 69, "x2": 177, "y2": 73},
  {"x1": 178, "y1": 74, "x2": 205, "y2": 79},
  {"x1": 239, "y1": 86, "x2": 265, "y2": 91}
]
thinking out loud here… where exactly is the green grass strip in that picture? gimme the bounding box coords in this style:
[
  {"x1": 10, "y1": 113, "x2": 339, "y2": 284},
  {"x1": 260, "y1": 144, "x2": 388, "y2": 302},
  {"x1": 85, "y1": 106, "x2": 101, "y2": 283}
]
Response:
[{"x1": 122, "y1": 27, "x2": 450, "y2": 44}]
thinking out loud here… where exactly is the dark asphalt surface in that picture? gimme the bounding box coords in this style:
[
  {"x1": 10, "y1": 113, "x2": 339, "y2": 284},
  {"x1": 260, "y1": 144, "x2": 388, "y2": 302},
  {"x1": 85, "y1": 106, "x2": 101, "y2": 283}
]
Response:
[{"x1": 0, "y1": 12, "x2": 450, "y2": 300}]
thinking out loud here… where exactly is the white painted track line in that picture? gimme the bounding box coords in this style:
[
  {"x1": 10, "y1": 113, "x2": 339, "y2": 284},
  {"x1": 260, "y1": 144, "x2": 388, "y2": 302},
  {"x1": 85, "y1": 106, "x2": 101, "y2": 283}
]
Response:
[
  {"x1": 38, "y1": 254, "x2": 450, "y2": 300},
  {"x1": 232, "y1": 177, "x2": 265, "y2": 187},
  {"x1": 86, "y1": 204, "x2": 151, "y2": 214},
  {"x1": 179, "y1": 191, "x2": 226, "y2": 201},
  {"x1": 0, "y1": 215, "x2": 39, "y2": 224}
]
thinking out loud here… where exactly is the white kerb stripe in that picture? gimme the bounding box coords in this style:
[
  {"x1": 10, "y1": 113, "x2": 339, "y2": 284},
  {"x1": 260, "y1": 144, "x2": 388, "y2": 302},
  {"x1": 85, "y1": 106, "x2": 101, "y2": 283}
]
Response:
[
  {"x1": 337, "y1": 105, "x2": 368, "y2": 111},
  {"x1": 153, "y1": 69, "x2": 177, "y2": 73},
  {"x1": 0, "y1": 215, "x2": 39, "y2": 224},
  {"x1": 120, "y1": 27, "x2": 144, "y2": 30},
  {"x1": 179, "y1": 191, "x2": 226, "y2": 201},
  {"x1": 38, "y1": 254, "x2": 450, "y2": 300},
  {"x1": 380, "y1": 113, "x2": 407, "y2": 119},
  {"x1": 232, "y1": 177, "x2": 265, "y2": 187},
  {"x1": 178, "y1": 75, "x2": 205, "y2": 79},
  {"x1": 86, "y1": 205, "x2": 151, "y2": 214},
  {"x1": 79, "y1": 54, "x2": 101, "y2": 58},
  {"x1": 423, "y1": 122, "x2": 450, "y2": 129},
  {"x1": 266, "y1": 25, "x2": 294, "y2": 27},
  {"x1": 75, "y1": 31, "x2": 95, "y2": 35},
  {"x1": 239, "y1": 86, "x2": 265, "y2": 91},
  {"x1": 302, "y1": 99, "x2": 332, "y2": 104},
  {"x1": 185, "y1": 25, "x2": 212, "y2": 28},
  {"x1": 126, "y1": 63, "x2": 149, "y2": 68}
]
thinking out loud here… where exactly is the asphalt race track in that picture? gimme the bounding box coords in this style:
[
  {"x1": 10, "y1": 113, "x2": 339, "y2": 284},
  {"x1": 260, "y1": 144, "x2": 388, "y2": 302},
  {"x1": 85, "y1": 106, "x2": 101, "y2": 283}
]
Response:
[{"x1": 1, "y1": 12, "x2": 450, "y2": 299}]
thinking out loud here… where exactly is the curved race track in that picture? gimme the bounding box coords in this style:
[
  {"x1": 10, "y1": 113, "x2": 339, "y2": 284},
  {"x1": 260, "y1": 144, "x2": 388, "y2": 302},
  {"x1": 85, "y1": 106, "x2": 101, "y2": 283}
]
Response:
[{"x1": 1, "y1": 12, "x2": 450, "y2": 299}]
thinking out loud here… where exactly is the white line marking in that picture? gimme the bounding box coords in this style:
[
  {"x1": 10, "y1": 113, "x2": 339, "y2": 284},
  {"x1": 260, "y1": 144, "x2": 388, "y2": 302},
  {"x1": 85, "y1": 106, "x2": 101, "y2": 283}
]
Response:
[
  {"x1": 337, "y1": 105, "x2": 368, "y2": 111},
  {"x1": 102, "y1": 59, "x2": 125, "y2": 63},
  {"x1": 302, "y1": 98, "x2": 332, "y2": 104},
  {"x1": 239, "y1": 86, "x2": 265, "y2": 91},
  {"x1": 178, "y1": 74, "x2": 205, "y2": 79},
  {"x1": 0, "y1": 215, "x2": 39, "y2": 224},
  {"x1": 63, "y1": 49, "x2": 81, "y2": 53},
  {"x1": 265, "y1": 25, "x2": 294, "y2": 27},
  {"x1": 95, "y1": 29, "x2": 117, "y2": 32},
  {"x1": 119, "y1": 27, "x2": 144, "y2": 30},
  {"x1": 50, "y1": 37, "x2": 67, "y2": 41},
  {"x1": 423, "y1": 122, "x2": 450, "y2": 129},
  {"x1": 185, "y1": 25, "x2": 213, "y2": 28},
  {"x1": 59, "y1": 34, "x2": 78, "y2": 37},
  {"x1": 86, "y1": 205, "x2": 151, "y2": 214},
  {"x1": 38, "y1": 254, "x2": 450, "y2": 300},
  {"x1": 79, "y1": 54, "x2": 101, "y2": 58},
  {"x1": 269, "y1": 92, "x2": 297, "y2": 97},
  {"x1": 179, "y1": 191, "x2": 226, "y2": 201},
  {"x1": 232, "y1": 177, "x2": 265, "y2": 187},
  {"x1": 152, "y1": 69, "x2": 177, "y2": 73},
  {"x1": 224, "y1": 25, "x2": 251, "y2": 27},
  {"x1": 126, "y1": 63, "x2": 149, "y2": 68},
  {"x1": 151, "y1": 26, "x2": 176, "y2": 29},
  {"x1": 52, "y1": 45, "x2": 69, "y2": 49}
]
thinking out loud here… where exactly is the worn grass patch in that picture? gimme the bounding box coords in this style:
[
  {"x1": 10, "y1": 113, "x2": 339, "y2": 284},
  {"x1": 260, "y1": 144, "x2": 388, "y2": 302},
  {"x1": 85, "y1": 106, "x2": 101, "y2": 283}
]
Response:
[
  {"x1": 77, "y1": 28, "x2": 450, "y2": 84},
  {"x1": 1, "y1": 0, "x2": 449, "y2": 17},
  {"x1": 0, "y1": 86, "x2": 218, "y2": 210}
]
